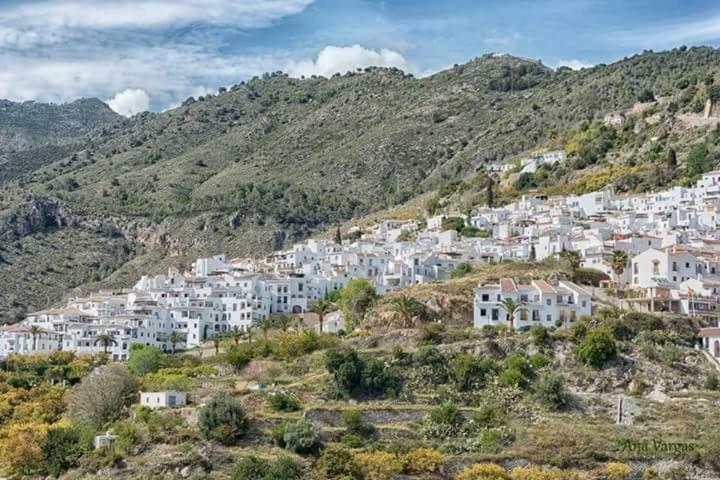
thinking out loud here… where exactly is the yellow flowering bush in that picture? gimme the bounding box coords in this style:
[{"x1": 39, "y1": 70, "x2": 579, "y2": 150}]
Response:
[
  {"x1": 456, "y1": 463, "x2": 510, "y2": 480},
  {"x1": 606, "y1": 462, "x2": 632, "y2": 480},
  {"x1": 403, "y1": 447, "x2": 444, "y2": 474},
  {"x1": 353, "y1": 451, "x2": 403, "y2": 480}
]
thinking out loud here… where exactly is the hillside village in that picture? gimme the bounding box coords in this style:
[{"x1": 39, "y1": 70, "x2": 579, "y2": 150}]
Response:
[{"x1": 6, "y1": 167, "x2": 720, "y2": 366}]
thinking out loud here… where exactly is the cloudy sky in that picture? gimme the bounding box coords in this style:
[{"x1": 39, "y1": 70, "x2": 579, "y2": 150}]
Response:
[{"x1": 1, "y1": 0, "x2": 720, "y2": 115}]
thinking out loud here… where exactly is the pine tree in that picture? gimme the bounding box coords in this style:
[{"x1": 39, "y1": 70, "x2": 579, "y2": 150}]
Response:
[
  {"x1": 335, "y1": 226, "x2": 342, "y2": 244},
  {"x1": 667, "y1": 148, "x2": 677, "y2": 170},
  {"x1": 486, "y1": 177, "x2": 495, "y2": 208}
]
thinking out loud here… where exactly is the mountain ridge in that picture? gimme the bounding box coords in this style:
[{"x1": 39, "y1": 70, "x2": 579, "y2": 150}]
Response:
[{"x1": 2, "y1": 46, "x2": 720, "y2": 320}]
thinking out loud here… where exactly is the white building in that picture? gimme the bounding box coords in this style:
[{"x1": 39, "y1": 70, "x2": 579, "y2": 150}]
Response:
[
  {"x1": 140, "y1": 391, "x2": 188, "y2": 409},
  {"x1": 473, "y1": 278, "x2": 592, "y2": 330}
]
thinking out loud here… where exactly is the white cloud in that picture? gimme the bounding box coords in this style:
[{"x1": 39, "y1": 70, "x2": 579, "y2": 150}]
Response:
[
  {"x1": 106, "y1": 88, "x2": 151, "y2": 117},
  {"x1": 285, "y1": 45, "x2": 413, "y2": 78},
  {"x1": 555, "y1": 59, "x2": 594, "y2": 70},
  {"x1": 616, "y1": 15, "x2": 720, "y2": 48},
  {"x1": 0, "y1": 0, "x2": 314, "y2": 47}
]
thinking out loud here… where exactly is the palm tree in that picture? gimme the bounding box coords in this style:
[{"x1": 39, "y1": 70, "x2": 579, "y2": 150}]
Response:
[
  {"x1": 212, "y1": 334, "x2": 222, "y2": 355},
  {"x1": 94, "y1": 334, "x2": 117, "y2": 354},
  {"x1": 499, "y1": 298, "x2": 527, "y2": 331},
  {"x1": 167, "y1": 331, "x2": 183, "y2": 354},
  {"x1": 610, "y1": 250, "x2": 629, "y2": 286},
  {"x1": 257, "y1": 317, "x2": 273, "y2": 343},
  {"x1": 229, "y1": 329, "x2": 243, "y2": 345},
  {"x1": 29, "y1": 325, "x2": 43, "y2": 351},
  {"x1": 273, "y1": 314, "x2": 292, "y2": 332},
  {"x1": 387, "y1": 294, "x2": 422, "y2": 329},
  {"x1": 311, "y1": 299, "x2": 334, "y2": 334},
  {"x1": 559, "y1": 249, "x2": 582, "y2": 279}
]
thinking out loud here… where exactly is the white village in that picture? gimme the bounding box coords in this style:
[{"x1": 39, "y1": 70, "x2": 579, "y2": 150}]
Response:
[{"x1": 4, "y1": 166, "x2": 720, "y2": 363}]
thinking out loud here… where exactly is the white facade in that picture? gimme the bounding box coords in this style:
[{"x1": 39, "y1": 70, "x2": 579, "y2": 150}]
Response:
[
  {"x1": 140, "y1": 391, "x2": 188, "y2": 409},
  {"x1": 473, "y1": 278, "x2": 592, "y2": 330}
]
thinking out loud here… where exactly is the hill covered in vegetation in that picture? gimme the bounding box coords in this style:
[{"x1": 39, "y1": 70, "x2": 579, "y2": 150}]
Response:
[
  {"x1": 1, "y1": 268, "x2": 719, "y2": 479},
  {"x1": 4, "y1": 46, "x2": 720, "y2": 319}
]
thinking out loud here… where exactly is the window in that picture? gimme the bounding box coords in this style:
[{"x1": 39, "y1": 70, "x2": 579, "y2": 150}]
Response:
[
  {"x1": 532, "y1": 310, "x2": 540, "y2": 321},
  {"x1": 481, "y1": 294, "x2": 489, "y2": 301},
  {"x1": 546, "y1": 298, "x2": 552, "y2": 306},
  {"x1": 633, "y1": 263, "x2": 638, "y2": 274},
  {"x1": 546, "y1": 314, "x2": 552, "y2": 322},
  {"x1": 519, "y1": 310, "x2": 528, "y2": 321},
  {"x1": 480, "y1": 309, "x2": 487, "y2": 317},
  {"x1": 653, "y1": 260, "x2": 660, "y2": 275},
  {"x1": 685, "y1": 262, "x2": 690, "y2": 269},
  {"x1": 672, "y1": 261, "x2": 678, "y2": 272},
  {"x1": 491, "y1": 309, "x2": 499, "y2": 321}
]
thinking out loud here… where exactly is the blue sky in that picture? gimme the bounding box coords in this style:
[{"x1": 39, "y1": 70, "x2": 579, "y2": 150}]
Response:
[{"x1": 1, "y1": 0, "x2": 719, "y2": 115}]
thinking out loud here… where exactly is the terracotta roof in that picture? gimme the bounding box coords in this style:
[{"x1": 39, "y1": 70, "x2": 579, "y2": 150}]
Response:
[
  {"x1": 499, "y1": 278, "x2": 517, "y2": 294},
  {"x1": 533, "y1": 280, "x2": 557, "y2": 294},
  {"x1": 699, "y1": 327, "x2": 720, "y2": 337}
]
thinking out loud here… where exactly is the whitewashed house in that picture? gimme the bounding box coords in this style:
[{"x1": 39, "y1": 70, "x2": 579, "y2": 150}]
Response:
[
  {"x1": 473, "y1": 278, "x2": 591, "y2": 330},
  {"x1": 140, "y1": 391, "x2": 188, "y2": 409}
]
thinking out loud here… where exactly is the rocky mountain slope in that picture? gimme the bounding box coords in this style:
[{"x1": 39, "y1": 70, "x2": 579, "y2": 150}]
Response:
[
  {"x1": 3, "y1": 46, "x2": 720, "y2": 320},
  {"x1": 0, "y1": 98, "x2": 120, "y2": 185}
]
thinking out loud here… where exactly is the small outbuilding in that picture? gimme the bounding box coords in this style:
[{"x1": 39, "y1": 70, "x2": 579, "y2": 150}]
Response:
[
  {"x1": 93, "y1": 431, "x2": 118, "y2": 449},
  {"x1": 139, "y1": 391, "x2": 188, "y2": 409}
]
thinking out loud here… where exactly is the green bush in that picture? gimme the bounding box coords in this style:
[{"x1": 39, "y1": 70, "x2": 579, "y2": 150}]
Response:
[
  {"x1": 267, "y1": 392, "x2": 301, "y2": 412},
  {"x1": 420, "y1": 323, "x2": 446, "y2": 344},
  {"x1": 704, "y1": 373, "x2": 719, "y2": 391},
  {"x1": 128, "y1": 345, "x2": 163, "y2": 376},
  {"x1": 233, "y1": 456, "x2": 303, "y2": 480},
  {"x1": 529, "y1": 353, "x2": 551, "y2": 369},
  {"x1": 313, "y1": 446, "x2": 362, "y2": 479},
  {"x1": 325, "y1": 348, "x2": 401, "y2": 398},
  {"x1": 283, "y1": 419, "x2": 321, "y2": 455},
  {"x1": 342, "y1": 409, "x2": 375, "y2": 437},
  {"x1": 533, "y1": 372, "x2": 568, "y2": 410},
  {"x1": 451, "y1": 354, "x2": 496, "y2": 391},
  {"x1": 474, "y1": 403, "x2": 505, "y2": 428},
  {"x1": 43, "y1": 424, "x2": 93, "y2": 477},
  {"x1": 198, "y1": 394, "x2": 248, "y2": 445},
  {"x1": 529, "y1": 325, "x2": 551, "y2": 348},
  {"x1": 575, "y1": 328, "x2": 617, "y2": 368},
  {"x1": 497, "y1": 367, "x2": 525, "y2": 388},
  {"x1": 225, "y1": 345, "x2": 253, "y2": 371}
]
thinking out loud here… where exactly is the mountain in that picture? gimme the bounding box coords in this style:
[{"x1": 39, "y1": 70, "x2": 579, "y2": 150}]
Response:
[
  {"x1": 2, "y1": 46, "x2": 720, "y2": 320},
  {"x1": 0, "y1": 98, "x2": 121, "y2": 185}
]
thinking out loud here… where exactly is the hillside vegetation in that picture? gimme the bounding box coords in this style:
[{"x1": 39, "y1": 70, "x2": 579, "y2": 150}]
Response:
[
  {"x1": 1, "y1": 290, "x2": 719, "y2": 479},
  {"x1": 4, "y1": 46, "x2": 720, "y2": 318}
]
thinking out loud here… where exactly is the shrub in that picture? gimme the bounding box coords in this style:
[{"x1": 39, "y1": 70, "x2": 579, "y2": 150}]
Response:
[
  {"x1": 498, "y1": 367, "x2": 526, "y2": 388},
  {"x1": 325, "y1": 349, "x2": 364, "y2": 395},
  {"x1": 128, "y1": 345, "x2": 163, "y2": 376},
  {"x1": 43, "y1": 423, "x2": 92, "y2": 477},
  {"x1": 605, "y1": 462, "x2": 632, "y2": 480},
  {"x1": 423, "y1": 403, "x2": 467, "y2": 439},
  {"x1": 343, "y1": 409, "x2": 375, "y2": 437},
  {"x1": 267, "y1": 392, "x2": 301, "y2": 412},
  {"x1": 312, "y1": 446, "x2": 362, "y2": 479},
  {"x1": 421, "y1": 323, "x2": 446, "y2": 344},
  {"x1": 533, "y1": 372, "x2": 568, "y2": 410},
  {"x1": 270, "y1": 423, "x2": 286, "y2": 448},
  {"x1": 361, "y1": 359, "x2": 402, "y2": 397},
  {"x1": 530, "y1": 325, "x2": 551, "y2": 348},
  {"x1": 529, "y1": 353, "x2": 551, "y2": 369},
  {"x1": 704, "y1": 373, "x2": 719, "y2": 391},
  {"x1": 225, "y1": 346, "x2": 253, "y2": 371},
  {"x1": 233, "y1": 456, "x2": 303, "y2": 480},
  {"x1": 198, "y1": 394, "x2": 248, "y2": 445},
  {"x1": 283, "y1": 419, "x2": 321, "y2": 454},
  {"x1": 510, "y1": 466, "x2": 580, "y2": 479},
  {"x1": 456, "y1": 463, "x2": 509, "y2": 480},
  {"x1": 451, "y1": 354, "x2": 496, "y2": 391},
  {"x1": 413, "y1": 346, "x2": 446, "y2": 368},
  {"x1": 353, "y1": 451, "x2": 403, "y2": 480},
  {"x1": 474, "y1": 402, "x2": 505, "y2": 428},
  {"x1": 67, "y1": 364, "x2": 137, "y2": 428},
  {"x1": 574, "y1": 328, "x2": 616, "y2": 368},
  {"x1": 403, "y1": 448, "x2": 444, "y2": 474}
]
